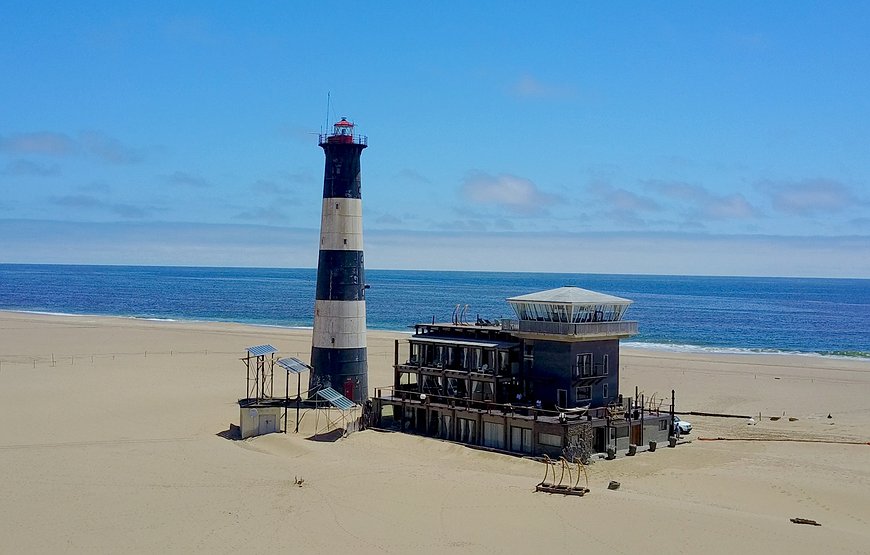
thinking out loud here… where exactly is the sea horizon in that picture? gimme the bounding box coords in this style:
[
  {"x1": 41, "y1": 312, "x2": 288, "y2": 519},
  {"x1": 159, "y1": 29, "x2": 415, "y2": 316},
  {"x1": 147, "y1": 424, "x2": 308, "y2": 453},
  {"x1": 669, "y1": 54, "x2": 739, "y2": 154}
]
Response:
[
  {"x1": 1, "y1": 263, "x2": 868, "y2": 360},
  {"x1": 5, "y1": 260, "x2": 870, "y2": 281}
]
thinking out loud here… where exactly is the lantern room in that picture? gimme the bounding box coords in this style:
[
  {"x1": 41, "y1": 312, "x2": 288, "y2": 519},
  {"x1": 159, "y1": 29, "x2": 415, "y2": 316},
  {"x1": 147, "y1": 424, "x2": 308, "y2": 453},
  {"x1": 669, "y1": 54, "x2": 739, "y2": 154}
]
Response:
[{"x1": 327, "y1": 117, "x2": 357, "y2": 144}]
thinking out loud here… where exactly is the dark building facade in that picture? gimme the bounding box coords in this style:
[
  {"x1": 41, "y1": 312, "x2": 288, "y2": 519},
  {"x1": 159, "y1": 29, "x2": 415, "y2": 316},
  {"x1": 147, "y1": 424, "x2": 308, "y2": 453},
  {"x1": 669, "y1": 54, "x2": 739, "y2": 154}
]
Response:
[{"x1": 372, "y1": 286, "x2": 673, "y2": 457}]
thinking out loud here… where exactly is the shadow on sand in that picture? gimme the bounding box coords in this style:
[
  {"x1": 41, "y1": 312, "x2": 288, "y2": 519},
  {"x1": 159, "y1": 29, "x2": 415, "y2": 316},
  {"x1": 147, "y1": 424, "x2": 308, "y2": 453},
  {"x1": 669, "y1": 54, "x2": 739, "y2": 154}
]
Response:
[
  {"x1": 305, "y1": 429, "x2": 345, "y2": 443},
  {"x1": 215, "y1": 424, "x2": 242, "y2": 441},
  {"x1": 215, "y1": 424, "x2": 348, "y2": 443}
]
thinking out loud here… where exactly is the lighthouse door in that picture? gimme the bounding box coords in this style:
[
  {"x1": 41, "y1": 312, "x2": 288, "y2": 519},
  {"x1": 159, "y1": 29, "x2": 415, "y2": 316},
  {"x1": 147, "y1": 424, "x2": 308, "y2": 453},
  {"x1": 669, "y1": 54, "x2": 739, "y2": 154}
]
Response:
[{"x1": 344, "y1": 378, "x2": 354, "y2": 401}]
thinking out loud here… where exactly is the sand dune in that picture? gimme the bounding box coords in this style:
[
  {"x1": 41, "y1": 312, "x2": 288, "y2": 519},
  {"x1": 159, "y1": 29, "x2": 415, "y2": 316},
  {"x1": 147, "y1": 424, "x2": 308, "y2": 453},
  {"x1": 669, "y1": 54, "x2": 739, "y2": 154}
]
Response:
[{"x1": 1, "y1": 311, "x2": 868, "y2": 553}]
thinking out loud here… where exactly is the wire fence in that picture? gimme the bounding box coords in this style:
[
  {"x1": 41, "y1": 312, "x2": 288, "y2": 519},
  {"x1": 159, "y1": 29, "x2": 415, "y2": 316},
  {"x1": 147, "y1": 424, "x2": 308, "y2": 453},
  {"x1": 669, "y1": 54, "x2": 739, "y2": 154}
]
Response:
[{"x1": 0, "y1": 348, "x2": 396, "y2": 372}]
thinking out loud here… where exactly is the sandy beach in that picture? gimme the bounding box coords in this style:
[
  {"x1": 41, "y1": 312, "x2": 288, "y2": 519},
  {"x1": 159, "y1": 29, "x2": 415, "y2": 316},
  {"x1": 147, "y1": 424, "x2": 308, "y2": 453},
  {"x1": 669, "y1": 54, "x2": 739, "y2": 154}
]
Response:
[{"x1": 1, "y1": 310, "x2": 868, "y2": 554}]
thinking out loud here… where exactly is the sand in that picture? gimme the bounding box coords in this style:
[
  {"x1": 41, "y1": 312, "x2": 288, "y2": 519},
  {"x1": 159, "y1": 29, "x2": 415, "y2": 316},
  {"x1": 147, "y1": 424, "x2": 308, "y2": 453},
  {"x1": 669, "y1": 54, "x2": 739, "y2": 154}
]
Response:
[{"x1": 1, "y1": 310, "x2": 868, "y2": 554}]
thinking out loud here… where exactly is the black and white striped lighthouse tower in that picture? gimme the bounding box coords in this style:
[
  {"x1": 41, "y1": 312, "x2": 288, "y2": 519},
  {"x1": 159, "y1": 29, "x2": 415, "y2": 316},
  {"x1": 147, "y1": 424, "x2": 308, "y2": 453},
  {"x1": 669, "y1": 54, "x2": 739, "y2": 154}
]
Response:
[{"x1": 309, "y1": 117, "x2": 368, "y2": 402}]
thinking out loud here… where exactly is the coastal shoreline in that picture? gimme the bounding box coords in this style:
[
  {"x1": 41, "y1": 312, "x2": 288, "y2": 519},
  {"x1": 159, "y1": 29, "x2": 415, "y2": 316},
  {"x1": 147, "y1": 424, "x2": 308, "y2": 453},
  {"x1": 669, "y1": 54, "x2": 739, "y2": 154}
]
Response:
[
  {"x1": 3, "y1": 309, "x2": 866, "y2": 360},
  {"x1": 1, "y1": 310, "x2": 868, "y2": 553}
]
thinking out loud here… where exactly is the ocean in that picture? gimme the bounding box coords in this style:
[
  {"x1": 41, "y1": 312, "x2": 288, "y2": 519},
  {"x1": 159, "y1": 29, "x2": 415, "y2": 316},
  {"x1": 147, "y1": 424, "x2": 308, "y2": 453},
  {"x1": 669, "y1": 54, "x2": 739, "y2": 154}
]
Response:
[{"x1": 0, "y1": 264, "x2": 867, "y2": 359}]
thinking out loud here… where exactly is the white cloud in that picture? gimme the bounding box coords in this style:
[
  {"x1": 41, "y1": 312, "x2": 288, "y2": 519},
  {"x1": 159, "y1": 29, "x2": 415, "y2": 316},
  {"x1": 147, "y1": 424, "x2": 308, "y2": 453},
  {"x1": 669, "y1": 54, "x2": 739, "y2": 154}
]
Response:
[
  {"x1": 0, "y1": 131, "x2": 142, "y2": 164},
  {"x1": 588, "y1": 182, "x2": 660, "y2": 213},
  {"x1": 3, "y1": 220, "x2": 868, "y2": 278},
  {"x1": 583, "y1": 181, "x2": 661, "y2": 229},
  {"x1": 234, "y1": 206, "x2": 288, "y2": 224},
  {"x1": 251, "y1": 179, "x2": 298, "y2": 196},
  {"x1": 396, "y1": 168, "x2": 432, "y2": 186},
  {"x1": 1, "y1": 159, "x2": 60, "y2": 176},
  {"x1": 757, "y1": 178, "x2": 860, "y2": 216},
  {"x1": 165, "y1": 171, "x2": 211, "y2": 188},
  {"x1": 374, "y1": 213, "x2": 404, "y2": 226},
  {"x1": 80, "y1": 131, "x2": 142, "y2": 164},
  {"x1": 510, "y1": 74, "x2": 576, "y2": 99},
  {"x1": 460, "y1": 171, "x2": 557, "y2": 214},
  {"x1": 49, "y1": 194, "x2": 152, "y2": 219},
  {"x1": 645, "y1": 180, "x2": 760, "y2": 220},
  {"x1": 0, "y1": 132, "x2": 76, "y2": 156}
]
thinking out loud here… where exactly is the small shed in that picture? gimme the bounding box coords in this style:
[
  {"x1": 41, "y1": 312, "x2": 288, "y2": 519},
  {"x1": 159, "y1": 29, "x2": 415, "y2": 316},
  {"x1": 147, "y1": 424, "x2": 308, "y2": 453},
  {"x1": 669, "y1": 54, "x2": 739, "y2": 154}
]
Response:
[{"x1": 238, "y1": 399, "x2": 284, "y2": 439}]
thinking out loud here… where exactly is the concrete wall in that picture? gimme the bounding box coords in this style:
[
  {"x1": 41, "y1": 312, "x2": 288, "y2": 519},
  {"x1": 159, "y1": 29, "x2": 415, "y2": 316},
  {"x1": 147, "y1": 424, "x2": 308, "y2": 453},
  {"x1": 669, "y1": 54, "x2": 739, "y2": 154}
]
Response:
[
  {"x1": 239, "y1": 406, "x2": 283, "y2": 439},
  {"x1": 643, "y1": 417, "x2": 671, "y2": 446}
]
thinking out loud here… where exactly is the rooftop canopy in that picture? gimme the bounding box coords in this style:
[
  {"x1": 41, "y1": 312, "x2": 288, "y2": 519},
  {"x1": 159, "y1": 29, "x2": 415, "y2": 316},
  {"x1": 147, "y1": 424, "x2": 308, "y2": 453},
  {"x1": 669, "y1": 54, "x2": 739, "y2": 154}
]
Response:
[{"x1": 506, "y1": 286, "x2": 633, "y2": 324}]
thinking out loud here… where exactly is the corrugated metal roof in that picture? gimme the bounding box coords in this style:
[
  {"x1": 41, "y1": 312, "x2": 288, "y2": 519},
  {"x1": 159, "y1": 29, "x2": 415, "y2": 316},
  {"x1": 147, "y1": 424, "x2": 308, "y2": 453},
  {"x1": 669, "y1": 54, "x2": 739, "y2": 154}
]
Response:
[
  {"x1": 277, "y1": 357, "x2": 310, "y2": 374},
  {"x1": 507, "y1": 286, "x2": 632, "y2": 305},
  {"x1": 246, "y1": 344, "x2": 277, "y2": 357},
  {"x1": 316, "y1": 387, "x2": 356, "y2": 410}
]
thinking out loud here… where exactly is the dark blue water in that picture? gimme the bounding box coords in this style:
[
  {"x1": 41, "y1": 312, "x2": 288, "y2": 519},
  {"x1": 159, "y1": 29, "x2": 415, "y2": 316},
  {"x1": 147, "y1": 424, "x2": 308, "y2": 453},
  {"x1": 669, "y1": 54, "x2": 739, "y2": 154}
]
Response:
[{"x1": 0, "y1": 264, "x2": 867, "y2": 358}]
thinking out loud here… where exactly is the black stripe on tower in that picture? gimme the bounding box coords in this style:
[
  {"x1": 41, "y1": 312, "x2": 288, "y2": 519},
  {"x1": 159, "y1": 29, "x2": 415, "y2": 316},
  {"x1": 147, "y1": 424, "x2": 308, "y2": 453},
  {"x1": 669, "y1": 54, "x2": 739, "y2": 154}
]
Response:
[
  {"x1": 315, "y1": 251, "x2": 365, "y2": 301},
  {"x1": 310, "y1": 347, "x2": 367, "y2": 400},
  {"x1": 321, "y1": 144, "x2": 365, "y2": 199}
]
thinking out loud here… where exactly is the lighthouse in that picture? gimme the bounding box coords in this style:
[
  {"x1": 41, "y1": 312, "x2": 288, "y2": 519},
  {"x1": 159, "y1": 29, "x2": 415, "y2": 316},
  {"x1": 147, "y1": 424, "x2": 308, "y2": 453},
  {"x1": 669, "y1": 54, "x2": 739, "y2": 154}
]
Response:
[{"x1": 309, "y1": 117, "x2": 369, "y2": 402}]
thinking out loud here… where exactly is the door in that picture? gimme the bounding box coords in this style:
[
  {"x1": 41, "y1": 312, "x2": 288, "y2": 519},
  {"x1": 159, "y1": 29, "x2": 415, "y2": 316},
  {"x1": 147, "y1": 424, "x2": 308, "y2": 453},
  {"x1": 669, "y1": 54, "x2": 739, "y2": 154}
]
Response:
[
  {"x1": 631, "y1": 424, "x2": 642, "y2": 444},
  {"x1": 594, "y1": 427, "x2": 606, "y2": 452},
  {"x1": 557, "y1": 389, "x2": 567, "y2": 408},
  {"x1": 440, "y1": 415, "x2": 452, "y2": 439},
  {"x1": 416, "y1": 408, "x2": 427, "y2": 433},
  {"x1": 511, "y1": 426, "x2": 533, "y2": 453},
  {"x1": 458, "y1": 418, "x2": 476, "y2": 443},
  {"x1": 258, "y1": 414, "x2": 277, "y2": 435},
  {"x1": 344, "y1": 378, "x2": 354, "y2": 401},
  {"x1": 483, "y1": 422, "x2": 505, "y2": 449}
]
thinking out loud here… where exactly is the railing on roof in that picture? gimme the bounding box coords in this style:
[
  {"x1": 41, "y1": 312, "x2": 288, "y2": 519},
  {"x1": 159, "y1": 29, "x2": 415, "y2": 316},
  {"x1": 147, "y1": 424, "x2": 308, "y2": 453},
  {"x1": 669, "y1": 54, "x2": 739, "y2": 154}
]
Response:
[
  {"x1": 318, "y1": 133, "x2": 368, "y2": 146},
  {"x1": 501, "y1": 319, "x2": 638, "y2": 338}
]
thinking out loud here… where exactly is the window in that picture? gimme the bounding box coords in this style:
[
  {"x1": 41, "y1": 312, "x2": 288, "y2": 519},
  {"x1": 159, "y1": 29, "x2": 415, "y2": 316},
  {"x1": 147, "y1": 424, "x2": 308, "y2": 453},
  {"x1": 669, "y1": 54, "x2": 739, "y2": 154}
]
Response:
[
  {"x1": 603, "y1": 354, "x2": 609, "y2": 375},
  {"x1": 602, "y1": 383, "x2": 609, "y2": 399},
  {"x1": 576, "y1": 386, "x2": 591, "y2": 401},
  {"x1": 539, "y1": 432, "x2": 562, "y2": 447},
  {"x1": 471, "y1": 348, "x2": 482, "y2": 370},
  {"x1": 659, "y1": 419, "x2": 668, "y2": 431},
  {"x1": 511, "y1": 426, "x2": 533, "y2": 453},
  {"x1": 483, "y1": 421, "x2": 505, "y2": 450},
  {"x1": 458, "y1": 418, "x2": 476, "y2": 443},
  {"x1": 576, "y1": 353, "x2": 592, "y2": 376}
]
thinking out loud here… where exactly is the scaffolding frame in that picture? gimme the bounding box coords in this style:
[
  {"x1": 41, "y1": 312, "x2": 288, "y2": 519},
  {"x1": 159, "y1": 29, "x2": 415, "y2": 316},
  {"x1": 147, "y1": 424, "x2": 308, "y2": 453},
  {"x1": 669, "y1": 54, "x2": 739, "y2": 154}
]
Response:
[{"x1": 242, "y1": 344, "x2": 277, "y2": 401}]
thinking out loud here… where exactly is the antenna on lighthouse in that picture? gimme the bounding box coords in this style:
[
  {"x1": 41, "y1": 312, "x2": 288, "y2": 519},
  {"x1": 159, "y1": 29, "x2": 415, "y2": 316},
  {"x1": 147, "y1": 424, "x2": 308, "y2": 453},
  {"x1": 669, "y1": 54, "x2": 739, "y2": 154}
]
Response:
[{"x1": 324, "y1": 92, "x2": 331, "y2": 134}]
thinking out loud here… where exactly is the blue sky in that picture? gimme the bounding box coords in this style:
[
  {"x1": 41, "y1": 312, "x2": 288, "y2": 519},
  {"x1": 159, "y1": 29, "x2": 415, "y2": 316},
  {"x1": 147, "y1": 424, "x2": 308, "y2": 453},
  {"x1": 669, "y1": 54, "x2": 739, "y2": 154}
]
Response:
[{"x1": 1, "y1": 2, "x2": 869, "y2": 277}]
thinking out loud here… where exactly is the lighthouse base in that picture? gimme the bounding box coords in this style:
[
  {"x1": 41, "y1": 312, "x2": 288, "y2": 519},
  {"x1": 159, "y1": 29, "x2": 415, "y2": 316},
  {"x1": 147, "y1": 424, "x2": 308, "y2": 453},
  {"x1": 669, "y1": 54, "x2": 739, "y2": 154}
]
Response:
[{"x1": 310, "y1": 346, "x2": 368, "y2": 402}]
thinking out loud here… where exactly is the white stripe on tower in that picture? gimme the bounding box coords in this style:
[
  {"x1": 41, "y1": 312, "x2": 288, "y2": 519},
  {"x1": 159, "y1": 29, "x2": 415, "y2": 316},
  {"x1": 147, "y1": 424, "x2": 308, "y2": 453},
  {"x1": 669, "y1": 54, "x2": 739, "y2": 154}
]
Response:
[
  {"x1": 312, "y1": 299, "x2": 367, "y2": 349},
  {"x1": 319, "y1": 198, "x2": 363, "y2": 251}
]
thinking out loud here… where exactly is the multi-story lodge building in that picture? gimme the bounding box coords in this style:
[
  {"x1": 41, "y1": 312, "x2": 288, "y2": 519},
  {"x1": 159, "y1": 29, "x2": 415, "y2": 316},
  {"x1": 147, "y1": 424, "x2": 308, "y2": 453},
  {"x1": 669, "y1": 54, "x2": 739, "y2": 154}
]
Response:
[{"x1": 370, "y1": 286, "x2": 674, "y2": 458}]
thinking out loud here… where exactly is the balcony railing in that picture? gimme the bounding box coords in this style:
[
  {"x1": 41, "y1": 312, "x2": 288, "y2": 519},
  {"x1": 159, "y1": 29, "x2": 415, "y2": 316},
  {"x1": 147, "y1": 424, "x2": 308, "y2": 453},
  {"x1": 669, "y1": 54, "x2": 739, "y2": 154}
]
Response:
[
  {"x1": 372, "y1": 386, "x2": 665, "y2": 422},
  {"x1": 505, "y1": 319, "x2": 638, "y2": 338},
  {"x1": 397, "y1": 360, "x2": 503, "y2": 378},
  {"x1": 318, "y1": 133, "x2": 368, "y2": 146},
  {"x1": 572, "y1": 362, "x2": 608, "y2": 379}
]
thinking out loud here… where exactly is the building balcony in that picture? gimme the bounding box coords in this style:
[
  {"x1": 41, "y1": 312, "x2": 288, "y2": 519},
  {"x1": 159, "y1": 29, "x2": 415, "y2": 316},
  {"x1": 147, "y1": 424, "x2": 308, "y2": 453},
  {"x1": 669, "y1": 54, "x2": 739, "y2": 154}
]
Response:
[
  {"x1": 503, "y1": 319, "x2": 638, "y2": 338},
  {"x1": 397, "y1": 360, "x2": 505, "y2": 379}
]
